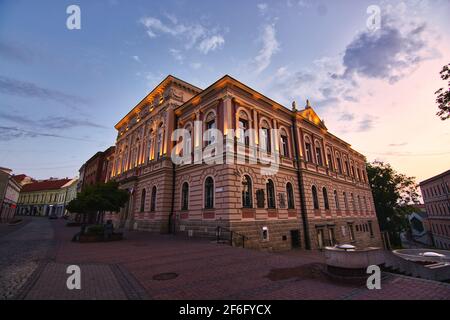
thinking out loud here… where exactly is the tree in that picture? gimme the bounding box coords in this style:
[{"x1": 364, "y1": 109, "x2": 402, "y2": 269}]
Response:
[
  {"x1": 366, "y1": 161, "x2": 420, "y2": 246},
  {"x1": 435, "y1": 63, "x2": 450, "y2": 120},
  {"x1": 66, "y1": 181, "x2": 129, "y2": 224}
]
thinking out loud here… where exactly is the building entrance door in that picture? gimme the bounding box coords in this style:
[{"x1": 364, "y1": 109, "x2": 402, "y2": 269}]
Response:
[
  {"x1": 317, "y1": 228, "x2": 324, "y2": 249},
  {"x1": 290, "y1": 230, "x2": 300, "y2": 248}
]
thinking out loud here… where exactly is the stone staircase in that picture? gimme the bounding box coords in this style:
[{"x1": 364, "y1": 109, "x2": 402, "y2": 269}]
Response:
[{"x1": 383, "y1": 251, "x2": 450, "y2": 282}]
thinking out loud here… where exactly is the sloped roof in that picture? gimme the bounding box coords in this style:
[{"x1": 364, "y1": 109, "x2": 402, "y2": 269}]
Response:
[{"x1": 21, "y1": 179, "x2": 72, "y2": 192}]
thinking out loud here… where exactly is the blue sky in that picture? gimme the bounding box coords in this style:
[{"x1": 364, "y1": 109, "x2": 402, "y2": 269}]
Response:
[{"x1": 1, "y1": 0, "x2": 449, "y2": 181}]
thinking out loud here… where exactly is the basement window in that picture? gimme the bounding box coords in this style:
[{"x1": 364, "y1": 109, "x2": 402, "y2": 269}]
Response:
[{"x1": 262, "y1": 226, "x2": 269, "y2": 241}]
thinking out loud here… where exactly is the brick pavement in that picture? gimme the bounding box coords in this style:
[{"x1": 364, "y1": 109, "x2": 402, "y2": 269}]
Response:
[
  {"x1": 4, "y1": 218, "x2": 450, "y2": 300},
  {"x1": 49, "y1": 219, "x2": 450, "y2": 300}
]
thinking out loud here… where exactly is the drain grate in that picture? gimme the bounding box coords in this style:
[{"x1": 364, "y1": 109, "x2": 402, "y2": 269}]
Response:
[{"x1": 152, "y1": 272, "x2": 178, "y2": 281}]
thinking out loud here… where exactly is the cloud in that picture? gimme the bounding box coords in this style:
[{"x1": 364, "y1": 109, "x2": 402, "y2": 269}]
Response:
[
  {"x1": 257, "y1": 3, "x2": 268, "y2": 14},
  {"x1": 140, "y1": 15, "x2": 225, "y2": 54},
  {"x1": 190, "y1": 62, "x2": 202, "y2": 70},
  {"x1": 169, "y1": 48, "x2": 184, "y2": 63},
  {"x1": 0, "y1": 111, "x2": 107, "y2": 130},
  {"x1": 0, "y1": 126, "x2": 94, "y2": 142},
  {"x1": 356, "y1": 117, "x2": 375, "y2": 132},
  {"x1": 388, "y1": 142, "x2": 408, "y2": 147},
  {"x1": 0, "y1": 76, "x2": 89, "y2": 109},
  {"x1": 342, "y1": 24, "x2": 429, "y2": 84},
  {"x1": 262, "y1": 2, "x2": 439, "y2": 113},
  {"x1": 132, "y1": 55, "x2": 141, "y2": 63},
  {"x1": 254, "y1": 24, "x2": 280, "y2": 74},
  {"x1": 339, "y1": 112, "x2": 355, "y2": 122},
  {"x1": 0, "y1": 42, "x2": 35, "y2": 64},
  {"x1": 198, "y1": 35, "x2": 225, "y2": 54}
]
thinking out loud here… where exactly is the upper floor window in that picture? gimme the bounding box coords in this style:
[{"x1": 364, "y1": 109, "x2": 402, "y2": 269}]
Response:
[
  {"x1": 280, "y1": 131, "x2": 289, "y2": 157},
  {"x1": 344, "y1": 159, "x2": 350, "y2": 175},
  {"x1": 260, "y1": 121, "x2": 271, "y2": 153},
  {"x1": 156, "y1": 124, "x2": 163, "y2": 160},
  {"x1": 326, "y1": 150, "x2": 333, "y2": 171},
  {"x1": 205, "y1": 113, "x2": 216, "y2": 146},
  {"x1": 238, "y1": 111, "x2": 250, "y2": 146},
  {"x1": 242, "y1": 175, "x2": 253, "y2": 208},
  {"x1": 315, "y1": 145, "x2": 323, "y2": 166},
  {"x1": 204, "y1": 177, "x2": 214, "y2": 209},
  {"x1": 305, "y1": 137, "x2": 313, "y2": 162},
  {"x1": 181, "y1": 182, "x2": 189, "y2": 210},
  {"x1": 266, "y1": 179, "x2": 276, "y2": 209},
  {"x1": 336, "y1": 154, "x2": 343, "y2": 174}
]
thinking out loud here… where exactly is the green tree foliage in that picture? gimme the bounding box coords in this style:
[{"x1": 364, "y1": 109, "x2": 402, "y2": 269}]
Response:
[
  {"x1": 366, "y1": 161, "x2": 420, "y2": 245},
  {"x1": 66, "y1": 181, "x2": 129, "y2": 223},
  {"x1": 435, "y1": 63, "x2": 450, "y2": 120}
]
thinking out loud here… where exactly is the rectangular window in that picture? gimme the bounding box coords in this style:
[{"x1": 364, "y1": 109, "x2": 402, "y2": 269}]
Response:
[
  {"x1": 281, "y1": 135, "x2": 289, "y2": 157},
  {"x1": 316, "y1": 147, "x2": 323, "y2": 166},
  {"x1": 305, "y1": 143, "x2": 312, "y2": 162}
]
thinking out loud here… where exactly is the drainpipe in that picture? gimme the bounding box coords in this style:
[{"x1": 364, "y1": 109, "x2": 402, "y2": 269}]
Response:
[
  {"x1": 168, "y1": 112, "x2": 178, "y2": 234},
  {"x1": 291, "y1": 112, "x2": 311, "y2": 250}
]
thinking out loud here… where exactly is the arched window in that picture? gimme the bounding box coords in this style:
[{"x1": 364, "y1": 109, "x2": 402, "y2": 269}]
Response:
[
  {"x1": 326, "y1": 149, "x2": 333, "y2": 171},
  {"x1": 150, "y1": 186, "x2": 157, "y2": 212},
  {"x1": 156, "y1": 124, "x2": 163, "y2": 160},
  {"x1": 305, "y1": 136, "x2": 312, "y2": 162},
  {"x1": 181, "y1": 182, "x2": 189, "y2": 210},
  {"x1": 266, "y1": 179, "x2": 276, "y2": 209},
  {"x1": 140, "y1": 188, "x2": 146, "y2": 212},
  {"x1": 286, "y1": 183, "x2": 295, "y2": 209},
  {"x1": 260, "y1": 120, "x2": 271, "y2": 153},
  {"x1": 334, "y1": 190, "x2": 339, "y2": 210},
  {"x1": 280, "y1": 129, "x2": 289, "y2": 157},
  {"x1": 336, "y1": 153, "x2": 343, "y2": 174},
  {"x1": 315, "y1": 142, "x2": 323, "y2": 166},
  {"x1": 238, "y1": 111, "x2": 250, "y2": 146},
  {"x1": 323, "y1": 187, "x2": 330, "y2": 210},
  {"x1": 204, "y1": 177, "x2": 214, "y2": 209},
  {"x1": 205, "y1": 112, "x2": 216, "y2": 146},
  {"x1": 312, "y1": 186, "x2": 319, "y2": 209},
  {"x1": 344, "y1": 158, "x2": 350, "y2": 175},
  {"x1": 241, "y1": 175, "x2": 253, "y2": 208}
]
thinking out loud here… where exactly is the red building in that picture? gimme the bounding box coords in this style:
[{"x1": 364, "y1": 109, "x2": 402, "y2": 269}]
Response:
[
  {"x1": 81, "y1": 146, "x2": 115, "y2": 190},
  {"x1": 420, "y1": 169, "x2": 450, "y2": 250}
]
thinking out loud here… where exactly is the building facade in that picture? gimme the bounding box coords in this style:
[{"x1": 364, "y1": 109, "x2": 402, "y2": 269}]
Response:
[
  {"x1": 107, "y1": 75, "x2": 382, "y2": 251},
  {"x1": 79, "y1": 146, "x2": 115, "y2": 191},
  {"x1": 62, "y1": 178, "x2": 78, "y2": 217},
  {"x1": 420, "y1": 170, "x2": 450, "y2": 250},
  {"x1": 0, "y1": 167, "x2": 22, "y2": 222},
  {"x1": 16, "y1": 178, "x2": 72, "y2": 217}
]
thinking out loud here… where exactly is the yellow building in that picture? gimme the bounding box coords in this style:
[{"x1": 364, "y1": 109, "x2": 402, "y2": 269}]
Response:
[{"x1": 16, "y1": 178, "x2": 73, "y2": 217}]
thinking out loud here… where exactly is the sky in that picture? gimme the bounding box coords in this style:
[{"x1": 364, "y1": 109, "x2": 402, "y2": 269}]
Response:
[{"x1": 0, "y1": 0, "x2": 449, "y2": 183}]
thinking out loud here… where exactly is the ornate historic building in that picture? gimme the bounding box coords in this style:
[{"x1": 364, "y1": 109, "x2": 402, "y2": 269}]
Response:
[
  {"x1": 107, "y1": 75, "x2": 382, "y2": 251},
  {"x1": 420, "y1": 170, "x2": 450, "y2": 250}
]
